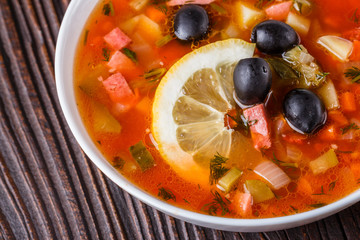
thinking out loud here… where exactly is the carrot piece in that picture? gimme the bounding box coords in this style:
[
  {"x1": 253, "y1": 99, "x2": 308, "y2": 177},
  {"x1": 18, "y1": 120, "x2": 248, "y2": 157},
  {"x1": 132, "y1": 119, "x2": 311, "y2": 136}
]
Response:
[
  {"x1": 265, "y1": 1, "x2": 292, "y2": 21},
  {"x1": 342, "y1": 27, "x2": 360, "y2": 41},
  {"x1": 297, "y1": 177, "x2": 313, "y2": 195},
  {"x1": 328, "y1": 110, "x2": 349, "y2": 126},
  {"x1": 350, "y1": 162, "x2": 360, "y2": 179},
  {"x1": 145, "y1": 6, "x2": 166, "y2": 23},
  {"x1": 317, "y1": 125, "x2": 338, "y2": 141},
  {"x1": 340, "y1": 92, "x2": 357, "y2": 112},
  {"x1": 232, "y1": 192, "x2": 253, "y2": 217},
  {"x1": 350, "y1": 40, "x2": 360, "y2": 61},
  {"x1": 282, "y1": 131, "x2": 307, "y2": 144}
]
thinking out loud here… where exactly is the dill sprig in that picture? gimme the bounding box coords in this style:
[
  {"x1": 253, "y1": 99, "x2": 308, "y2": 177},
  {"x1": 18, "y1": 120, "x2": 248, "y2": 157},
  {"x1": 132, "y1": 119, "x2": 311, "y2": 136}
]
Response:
[
  {"x1": 122, "y1": 48, "x2": 137, "y2": 63},
  {"x1": 227, "y1": 112, "x2": 257, "y2": 136},
  {"x1": 103, "y1": 1, "x2": 115, "y2": 16},
  {"x1": 344, "y1": 66, "x2": 360, "y2": 83},
  {"x1": 102, "y1": 48, "x2": 111, "y2": 62},
  {"x1": 209, "y1": 153, "x2": 229, "y2": 185},
  {"x1": 341, "y1": 123, "x2": 360, "y2": 134},
  {"x1": 350, "y1": 8, "x2": 359, "y2": 24},
  {"x1": 312, "y1": 186, "x2": 327, "y2": 196},
  {"x1": 328, "y1": 180, "x2": 337, "y2": 192},
  {"x1": 308, "y1": 203, "x2": 326, "y2": 208},
  {"x1": 201, "y1": 191, "x2": 231, "y2": 216},
  {"x1": 158, "y1": 187, "x2": 176, "y2": 201}
]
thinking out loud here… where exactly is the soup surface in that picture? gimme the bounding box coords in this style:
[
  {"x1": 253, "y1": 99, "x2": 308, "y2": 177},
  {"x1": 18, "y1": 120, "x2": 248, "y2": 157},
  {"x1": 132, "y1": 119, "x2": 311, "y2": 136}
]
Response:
[{"x1": 74, "y1": 0, "x2": 360, "y2": 218}]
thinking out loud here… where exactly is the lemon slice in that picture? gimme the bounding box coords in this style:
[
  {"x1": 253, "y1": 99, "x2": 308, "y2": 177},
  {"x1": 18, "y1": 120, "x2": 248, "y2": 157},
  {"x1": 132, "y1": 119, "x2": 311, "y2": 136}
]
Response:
[{"x1": 152, "y1": 39, "x2": 256, "y2": 185}]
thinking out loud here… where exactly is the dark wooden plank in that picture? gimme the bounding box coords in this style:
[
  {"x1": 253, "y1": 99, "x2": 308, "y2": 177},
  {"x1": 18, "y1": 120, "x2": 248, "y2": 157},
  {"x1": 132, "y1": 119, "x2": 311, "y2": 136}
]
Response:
[{"x1": 0, "y1": 0, "x2": 360, "y2": 239}]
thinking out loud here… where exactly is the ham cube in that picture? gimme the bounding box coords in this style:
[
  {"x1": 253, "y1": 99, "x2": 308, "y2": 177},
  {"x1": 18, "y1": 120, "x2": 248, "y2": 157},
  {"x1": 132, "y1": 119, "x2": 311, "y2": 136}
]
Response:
[
  {"x1": 107, "y1": 51, "x2": 136, "y2": 73},
  {"x1": 102, "y1": 73, "x2": 137, "y2": 104},
  {"x1": 167, "y1": 0, "x2": 214, "y2": 6},
  {"x1": 243, "y1": 104, "x2": 271, "y2": 150},
  {"x1": 265, "y1": 1, "x2": 292, "y2": 21},
  {"x1": 104, "y1": 27, "x2": 132, "y2": 50}
]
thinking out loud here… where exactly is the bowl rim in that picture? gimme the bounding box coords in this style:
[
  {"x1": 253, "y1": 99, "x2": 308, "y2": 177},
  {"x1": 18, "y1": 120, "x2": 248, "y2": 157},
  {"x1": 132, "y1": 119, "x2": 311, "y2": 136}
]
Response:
[{"x1": 55, "y1": 0, "x2": 360, "y2": 232}]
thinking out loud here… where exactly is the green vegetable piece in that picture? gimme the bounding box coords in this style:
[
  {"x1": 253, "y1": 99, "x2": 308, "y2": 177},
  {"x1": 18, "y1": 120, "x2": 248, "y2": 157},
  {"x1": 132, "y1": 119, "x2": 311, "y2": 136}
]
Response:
[
  {"x1": 122, "y1": 48, "x2": 138, "y2": 63},
  {"x1": 309, "y1": 149, "x2": 339, "y2": 175},
  {"x1": 293, "y1": 0, "x2": 312, "y2": 16},
  {"x1": 78, "y1": 65, "x2": 107, "y2": 99},
  {"x1": 210, "y1": 3, "x2": 227, "y2": 15},
  {"x1": 129, "y1": 141, "x2": 155, "y2": 171},
  {"x1": 92, "y1": 101, "x2": 122, "y2": 133},
  {"x1": 245, "y1": 179, "x2": 274, "y2": 203},
  {"x1": 217, "y1": 167, "x2": 243, "y2": 193},
  {"x1": 344, "y1": 66, "x2": 360, "y2": 83},
  {"x1": 156, "y1": 34, "x2": 173, "y2": 48},
  {"x1": 283, "y1": 45, "x2": 325, "y2": 88},
  {"x1": 266, "y1": 58, "x2": 299, "y2": 80}
]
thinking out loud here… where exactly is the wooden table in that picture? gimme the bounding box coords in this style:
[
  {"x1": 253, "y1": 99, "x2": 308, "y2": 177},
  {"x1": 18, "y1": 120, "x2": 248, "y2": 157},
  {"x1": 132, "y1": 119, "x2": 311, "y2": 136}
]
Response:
[{"x1": 0, "y1": 0, "x2": 359, "y2": 239}]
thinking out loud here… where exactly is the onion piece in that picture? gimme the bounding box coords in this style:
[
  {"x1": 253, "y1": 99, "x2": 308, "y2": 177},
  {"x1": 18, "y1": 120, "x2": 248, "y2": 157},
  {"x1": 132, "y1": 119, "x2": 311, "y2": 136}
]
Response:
[
  {"x1": 317, "y1": 35, "x2": 353, "y2": 62},
  {"x1": 286, "y1": 145, "x2": 302, "y2": 162},
  {"x1": 254, "y1": 161, "x2": 291, "y2": 190}
]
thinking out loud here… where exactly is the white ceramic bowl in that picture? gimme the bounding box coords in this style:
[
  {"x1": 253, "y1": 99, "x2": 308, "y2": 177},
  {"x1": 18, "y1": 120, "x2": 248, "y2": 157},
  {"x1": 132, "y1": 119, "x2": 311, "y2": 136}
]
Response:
[{"x1": 55, "y1": 0, "x2": 360, "y2": 232}]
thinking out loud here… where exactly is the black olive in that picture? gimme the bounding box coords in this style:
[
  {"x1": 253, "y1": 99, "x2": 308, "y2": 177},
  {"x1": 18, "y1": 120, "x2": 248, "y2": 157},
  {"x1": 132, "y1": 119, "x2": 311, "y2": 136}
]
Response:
[
  {"x1": 173, "y1": 5, "x2": 209, "y2": 41},
  {"x1": 283, "y1": 89, "x2": 327, "y2": 134},
  {"x1": 251, "y1": 20, "x2": 300, "y2": 55},
  {"x1": 233, "y1": 58, "x2": 272, "y2": 106}
]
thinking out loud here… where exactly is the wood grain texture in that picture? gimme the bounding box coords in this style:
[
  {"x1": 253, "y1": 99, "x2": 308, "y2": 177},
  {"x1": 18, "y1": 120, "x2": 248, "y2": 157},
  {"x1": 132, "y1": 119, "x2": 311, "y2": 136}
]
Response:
[{"x1": 0, "y1": 0, "x2": 359, "y2": 239}]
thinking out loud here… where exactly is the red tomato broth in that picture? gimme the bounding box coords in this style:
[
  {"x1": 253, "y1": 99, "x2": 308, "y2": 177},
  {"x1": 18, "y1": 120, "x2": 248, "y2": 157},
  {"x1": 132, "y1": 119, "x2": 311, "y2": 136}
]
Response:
[{"x1": 74, "y1": 0, "x2": 360, "y2": 218}]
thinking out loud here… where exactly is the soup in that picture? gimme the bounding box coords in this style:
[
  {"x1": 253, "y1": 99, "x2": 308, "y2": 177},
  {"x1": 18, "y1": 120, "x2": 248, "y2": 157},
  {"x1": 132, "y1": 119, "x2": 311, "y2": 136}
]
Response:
[{"x1": 74, "y1": 0, "x2": 360, "y2": 218}]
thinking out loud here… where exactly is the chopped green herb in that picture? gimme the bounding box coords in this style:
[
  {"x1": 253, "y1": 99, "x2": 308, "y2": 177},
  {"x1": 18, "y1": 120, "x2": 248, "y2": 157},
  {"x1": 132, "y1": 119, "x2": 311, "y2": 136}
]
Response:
[
  {"x1": 210, "y1": 3, "x2": 227, "y2": 15},
  {"x1": 350, "y1": 8, "x2": 359, "y2": 24},
  {"x1": 335, "y1": 150, "x2": 353, "y2": 154},
  {"x1": 272, "y1": 153, "x2": 285, "y2": 165},
  {"x1": 97, "y1": 140, "x2": 102, "y2": 145},
  {"x1": 274, "y1": 192, "x2": 281, "y2": 199},
  {"x1": 227, "y1": 112, "x2": 257, "y2": 136},
  {"x1": 357, "y1": 178, "x2": 360, "y2": 184},
  {"x1": 201, "y1": 191, "x2": 231, "y2": 216},
  {"x1": 113, "y1": 156, "x2": 125, "y2": 169},
  {"x1": 328, "y1": 180, "x2": 337, "y2": 192},
  {"x1": 297, "y1": 45, "x2": 303, "y2": 50},
  {"x1": 281, "y1": 162, "x2": 299, "y2": 168},
  {"x1": 198, "y1": 184, "x2": 201, "y2": 189},
  {"x1": 312, "y1": 185, "x2": 326, "y2": 195},
  {"x1": 143, "y1": 68, "x2": 167, "y2": 83},
  {"x1": 156, "y1": 34, "x2": 173, "y2": 48},
  {"x1": 282, "y1": 211, "x2": 288, "y2": 216},
  {"x1": 266, "y1": 58, "x2": 299, "y2": 80},
  {"x1": 84, "y1": 30, "x2": 89, "y2": 45},
  {"x1": 308, "y1": 203, "x2": 326, "y2": 208},
  {"x1": 102, "y1": 48, "x2": 111, "y2": 62},
  {"x1": 158, "y1": 187, "x2": 176, "y2": 201},
  {"x1": 103, "y1": 1, "x2": 115, "y2": 16},
  {"x1": 254, "y1": 210, "x2": 260, "y2": 217},
  {"x1": 254, "y1": 0, "x2": 274, "y2": 9},
  {"x1": 151, "y1": 0, "x2": 169, "y2": 14},
  {"x1": 344, "y1": 66, "x2": 360, "y2": 83},
  {"x1": 122, "y1": 48, "x2": 138, "y2": 63},
  {"x1": 290, "y1": 205, "x2": 299, "y2": 213},
  {"x1": 341, "y1": 123, "x2": 360, "y2": 134},
  {"x1": 183, "y1": 198, "x2": 190, "y2": 204},
  {"x1": 129, "y1": 141, "x2": 155, "y2": 171},
  {"x1": 209, "y1": 153, "x2": 229, "y2": 185},
  {"x1": 316, "y1": 72, "x2": 330, "y2": 80}
]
